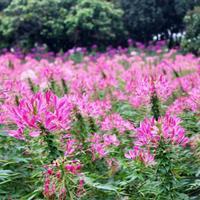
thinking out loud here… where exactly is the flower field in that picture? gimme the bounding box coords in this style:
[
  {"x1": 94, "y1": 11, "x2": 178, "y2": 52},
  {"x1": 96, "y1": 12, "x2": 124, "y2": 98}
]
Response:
[{"x1": 0, "y1": 47, "x2": 200, "y2": 199}]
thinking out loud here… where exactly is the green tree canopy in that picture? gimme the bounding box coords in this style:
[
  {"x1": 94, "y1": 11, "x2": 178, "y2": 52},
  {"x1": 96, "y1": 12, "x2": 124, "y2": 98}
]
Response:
[
  {"x1": 65, "y1": 0, "x2": 126, "y2": 47},
  {"x1": 0, "y1": 0, "x2": 76, "y2": 51},
  {"x1": 0, "y1": 0, "x2": 126, "y2": 51},
  {"x1": 120, "y1": 0, "x2": 199, "y2": 43},
  {"x1": 181, "y1": 6, "x2": 200, "y2": 55}
]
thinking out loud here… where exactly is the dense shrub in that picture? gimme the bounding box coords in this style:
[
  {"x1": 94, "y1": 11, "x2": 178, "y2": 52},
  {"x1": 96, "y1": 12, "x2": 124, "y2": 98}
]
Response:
[{"x1": 181, "y1": 6, "x2": 200, "y2": 55}]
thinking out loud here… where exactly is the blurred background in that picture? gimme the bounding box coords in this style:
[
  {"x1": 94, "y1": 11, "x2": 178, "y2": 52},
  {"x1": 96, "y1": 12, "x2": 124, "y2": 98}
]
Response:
[{"x1": 0, "y1": 0, "x2": 200, "y2": 55}]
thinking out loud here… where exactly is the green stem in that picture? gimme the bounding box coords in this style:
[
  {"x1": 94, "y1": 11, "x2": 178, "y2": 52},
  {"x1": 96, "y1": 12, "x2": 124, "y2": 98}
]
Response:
[{"x1": 151, "y1": 90, "x2": 160, "y2": 121}]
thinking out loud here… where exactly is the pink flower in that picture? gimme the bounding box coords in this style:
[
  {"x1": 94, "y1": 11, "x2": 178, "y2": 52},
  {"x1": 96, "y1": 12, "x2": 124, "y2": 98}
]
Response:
[
  {"x1": 29, "y1": 130, "x2": 40, "y2": 137},
  {"x1": 43, "y1": 176, "x2": 50, "y2": 196},
  {"x1": 6, "y1": 91, "x2": 73, "y2": 139},
  {"x1": 76, "y1": 179, "x2": 85, "y2": 197},
  {"x1": 103, "y1": 134, "x2": 120, "y2": 146},
  {"x1": 140, "y1": 150, "x2": 155, "y2": 166},
  {"x1": 47, "y1": 168, "x2": 53, "y2": 175},
  {"x1": 135, "y1": 115, "x2": 189, "y2": 147},
  {"x1": 125, "y1": 146, "x2": 155, "y2": 166},
  {"x1": 64, "y1": 138, "x2": 77, "y2": 156},
  {"x1": 91, "y1": 143, "x2": 107, "y2": 159},
  {"x1": 59, "y1": 188, "x2": 67, "y2": 200},
  {"x1": 65, "y1": 162, "x2": 81, "y2": 175},
  {"x1": 90, "y1": 133, "x2": 102, "y2": 143},
  {"x1": 8, "y1": 128, "x2": 25, "y2": 140},
  {"x1": 125, "y1": 146, "x2": 140, "y2": 160},
  {"x1": 162, "y1": 115, "x2": 189, "y2": 146},
  {"x1": 101, "y1": 113, "x2": 135, "y2": 133},
  {"x1": 135, "y1": 118, "x2": 160, "y2": 147},
  {"x1": 125, "y1": 115, "x2": 189, "y2": 165}
]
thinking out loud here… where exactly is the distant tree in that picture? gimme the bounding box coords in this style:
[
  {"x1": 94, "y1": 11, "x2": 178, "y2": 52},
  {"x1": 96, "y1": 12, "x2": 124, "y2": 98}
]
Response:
[
  {"x1": 0, "y1": 0, "x2": 126, "y2": 51},
  {"x1": 120, "y1": 0, "x2": 199, "y2": 43},
  {"x1": 120, "y1": 0, "x2": 164, "y2": 43},
  {"x1": 65, "y1": 0, "x2": 126, "y2": 47},
  {"x1": 0, "y1": 0, "x2": 77, "y2": 51},
  {"x1": 181, "y1": 6, "x2": 200, "y2": 55},
  {"x1": 160, "y1": 0, "x2": 199, "y2": 35}
]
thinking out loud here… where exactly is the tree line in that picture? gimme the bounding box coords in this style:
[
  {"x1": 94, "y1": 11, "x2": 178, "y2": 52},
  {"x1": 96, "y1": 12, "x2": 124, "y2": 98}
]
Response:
[{"x1": 0, "y1": 0, "x2": 200, "y2": 53}]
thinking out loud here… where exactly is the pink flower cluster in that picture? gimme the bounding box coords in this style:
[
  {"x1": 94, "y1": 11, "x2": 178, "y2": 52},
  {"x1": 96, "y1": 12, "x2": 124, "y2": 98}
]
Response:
[
  {"x1": 125, "y1": 146, "x2": 155, "y2": 165},
  {"x1": 43, "y1": 160, "x2": 83, "y2": 199},
  {"x1": 90, "y1": 133, "x2": 120, "y2": 160},
  {"x1": 0, "y1": 48, "x2": 199, "y2": 113},
  {"x1": 101, "y1": 113, "x2": 135, "y2": 133},
  {"x1": 0, "y1": 47, "x2": 199, "y2": 197},
  {"x1": 6, "y1": 91, "x2": 73, "y2": 139},
  {"x1": 125, "y1": 115, "x2": 189, "y2": 165}
]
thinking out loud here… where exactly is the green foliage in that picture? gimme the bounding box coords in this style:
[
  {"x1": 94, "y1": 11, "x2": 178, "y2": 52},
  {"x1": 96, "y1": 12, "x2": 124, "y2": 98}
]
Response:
[
  {"x1": 162, "y1": 0, "x2": 198, "y2": 33},
  {"x1": 120, "y1": 0, "x2": 198, "y2": 43},
  {"x1": 180, "y1": 111, "x2": 200, "y2": 136},
  {"x1": 0, "y1": 0, "x2": 125, "y2": 51},
  {"x1": 181, "y1": 6, "x2": 200, "y2": 55},
  {"x1": 0, "y1": 0, "x2": 76, "y2": 51},
  {"x1": 151, "y1": 90, "x2": 161, "y2": 121},
  {"x1": 120, "y1": 0, "x2": 164, "y2": 43},
  {"x1": 65, "y1": 0, "x2": 126, "y2": 47},
  {"x1": 0, "y1": 0, "x2": 199, "y2": 50},
  {"x1": 1, "y1": 95, "x2": 200, "y2": 199},
  {"x1": 0, "y1": 133, "x2": 43, "y2": 199},
  {"x1": 69, "y1": 51, "x2": 84, "y2": 63},
  {"x1": 112, "y1": 101, "x2": 149, "y2": 126},
  {"x1": 0, "y1": 0, "x2": 12, "y2": 11}
]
